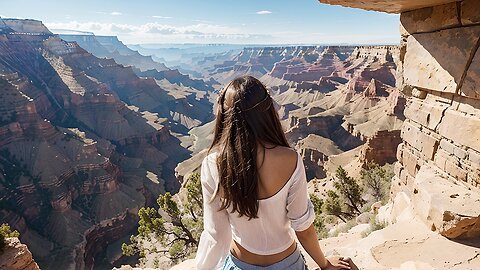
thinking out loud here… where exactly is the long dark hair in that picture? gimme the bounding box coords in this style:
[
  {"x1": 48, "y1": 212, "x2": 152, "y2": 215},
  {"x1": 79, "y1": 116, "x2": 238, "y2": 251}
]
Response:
[{"x1": 209, "y1": 75, "x2": 289, "y2": 219}]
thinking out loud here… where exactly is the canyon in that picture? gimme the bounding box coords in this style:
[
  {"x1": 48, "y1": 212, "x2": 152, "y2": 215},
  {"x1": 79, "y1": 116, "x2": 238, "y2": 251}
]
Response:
[
  {"x1": 176, "y1": 44, "x2": 404, "y2": 184},
  {"x1": 1, "y1": 0, "x2": 478, "y2": 268},
  {"x1": 0, "y1": 18, "x2": 405, "y2": 269},
  {"x1": 0, "y1": 18, "x2": 213, "y2": 270}
]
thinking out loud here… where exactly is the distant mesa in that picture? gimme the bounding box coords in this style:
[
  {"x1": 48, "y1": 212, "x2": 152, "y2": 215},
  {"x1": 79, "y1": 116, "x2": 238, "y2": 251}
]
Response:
[{"x1": 1, "y1": 18, "x2": 52, "y2": 34}]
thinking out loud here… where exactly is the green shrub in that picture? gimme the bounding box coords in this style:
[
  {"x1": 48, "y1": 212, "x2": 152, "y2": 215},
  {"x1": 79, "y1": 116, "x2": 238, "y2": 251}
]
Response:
[
  {"x1": 0, "y1": 223, "x2": 20, "y2": 254},
  {"x1": 310, "y1": 193, "x2": 328, "y2": 238},
  {"x1": 361, "y1": 215, "x2": 388, "y2": 238}
]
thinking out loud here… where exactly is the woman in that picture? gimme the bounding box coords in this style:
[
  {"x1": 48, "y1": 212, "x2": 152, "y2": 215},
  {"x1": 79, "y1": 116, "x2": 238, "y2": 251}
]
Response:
[{"x1": 196, "y1": 76, "x2": 352, "y2": 270}]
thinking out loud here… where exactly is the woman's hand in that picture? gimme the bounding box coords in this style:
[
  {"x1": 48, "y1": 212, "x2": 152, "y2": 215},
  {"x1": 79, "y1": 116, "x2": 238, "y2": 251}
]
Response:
[{"x1": 322, "y1": 255, "x2": 357, "y2": 270}]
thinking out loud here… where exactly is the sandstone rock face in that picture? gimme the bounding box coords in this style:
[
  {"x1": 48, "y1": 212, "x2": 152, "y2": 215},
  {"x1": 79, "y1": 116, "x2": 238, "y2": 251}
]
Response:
[
  {"x1": 359, "y1": 130, "x2": 402, "y2": 166},
  {"x1": 408, "y1": 165, "x2": 479, "y2": 239},
  {"x1": 389, "y1": 0, "x2": 480, "y2": 240},
  {"x1": 0, "y1": 238, "x2": 40, "y2": 270}
]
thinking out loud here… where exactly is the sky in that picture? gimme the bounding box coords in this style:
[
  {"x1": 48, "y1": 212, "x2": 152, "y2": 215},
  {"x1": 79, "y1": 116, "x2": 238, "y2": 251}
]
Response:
[{"x1": 0, "y1": 0, "x2": 400, "y2": 45}]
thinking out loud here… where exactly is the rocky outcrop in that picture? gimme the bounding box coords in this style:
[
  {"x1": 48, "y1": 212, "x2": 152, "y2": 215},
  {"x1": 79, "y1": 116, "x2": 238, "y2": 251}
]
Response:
[
  {"x1": 297, "y1": 134, "x2": 343, "y2": 179},
  {"x1": 270, "y1": 46, "x2": 354, "y2": 83},
  {"x1": 319, "y1": 0, "x2": 480, "y2": 247},
  {"x1": 0, "y1": 238, "x2": 40, "y2": 270},
  {"x1": 359, "y1": 130, "x2": 402, "y2": 166},
  {"x1": 317, "y1": 0, "x2": 459, "y2": 13},
  {"x1": 2, "y1": 18, "x2": 52, "y2": 34}
]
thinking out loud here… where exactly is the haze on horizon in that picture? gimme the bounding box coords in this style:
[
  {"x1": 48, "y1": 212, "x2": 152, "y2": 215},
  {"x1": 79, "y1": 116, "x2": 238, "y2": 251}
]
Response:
[{"x1": 1, "y1": 0, "x2": 399, "y2": 45}]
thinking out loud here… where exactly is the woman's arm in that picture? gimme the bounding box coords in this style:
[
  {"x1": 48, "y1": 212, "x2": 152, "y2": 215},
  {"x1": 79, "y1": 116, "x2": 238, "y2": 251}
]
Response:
[
  {"x1": 286, "y1": 154, "x2": 350, "y2": 270},
  {"x1": 295, "y1": 224, "x2": 330, "y2": 269},
  {"x1": 295, "y1": 224, "x2": 350, "y2": 270},
  {"x1": 195, "y1": 155, "x2": 232, "y2": 270}
]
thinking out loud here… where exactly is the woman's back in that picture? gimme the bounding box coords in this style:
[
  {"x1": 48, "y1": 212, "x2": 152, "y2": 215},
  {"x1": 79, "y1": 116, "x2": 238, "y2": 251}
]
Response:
[
  {"x1": 256, "y1": 145, "x2": 298, "y2": 200},
  {"x1": 200, "y1": 145, "x2": 314, "y2": 259}
]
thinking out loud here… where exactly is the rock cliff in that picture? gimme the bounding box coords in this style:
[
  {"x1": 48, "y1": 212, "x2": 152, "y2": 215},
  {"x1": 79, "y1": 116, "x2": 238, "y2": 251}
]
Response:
[
  {"x1": 59, "y1": 34, "x2": 169, "y2": 72},
  {"x1": 0, "y1": 238, "x2": 40, "y2": 270},
  {"x1": 316, "y1": 0, "x2": 480, "y2": 269},
  {"x1": 389, "y1": 0, "x2": 480, "y2": 240},
  {"x1": 59, "y1": 33, "x2": 215, "y2": 132},
  {"x1": 0, "y1": 18, "x2": 205, "y2": 270}
]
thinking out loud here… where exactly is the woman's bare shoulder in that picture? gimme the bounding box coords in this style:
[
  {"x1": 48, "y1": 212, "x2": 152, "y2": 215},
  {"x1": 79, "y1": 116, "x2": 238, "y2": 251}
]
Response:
[
  {"x1": 267, "y1": 146, "x2": 298, "y2": 159},
  {"x1": 263, "y1": 146, "x2": 298, "y2": 171}
]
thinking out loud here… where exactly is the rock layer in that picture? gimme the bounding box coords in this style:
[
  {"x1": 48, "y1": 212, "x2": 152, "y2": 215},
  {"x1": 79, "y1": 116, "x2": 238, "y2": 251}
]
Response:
[
  {"x1": 0, "y1": 18, "x2": 200, "y2": 270},
  {"x1": 0, "y1": 238, "x2": 40, "y2": 270},
  {"x1": 389, "y1": 0, "x2": 480, "y2": 240}
]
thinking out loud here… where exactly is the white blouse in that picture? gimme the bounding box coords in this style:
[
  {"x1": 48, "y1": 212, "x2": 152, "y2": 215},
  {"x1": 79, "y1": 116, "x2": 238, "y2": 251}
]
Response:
[{"x1": 195, "y1": 151, "x2": 315, "y2": 270}]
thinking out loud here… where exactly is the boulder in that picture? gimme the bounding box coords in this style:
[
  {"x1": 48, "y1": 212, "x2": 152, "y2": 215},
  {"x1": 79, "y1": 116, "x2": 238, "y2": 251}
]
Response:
[{"x1": 410, "y1": 165, "x2": 480, "y2": 239}]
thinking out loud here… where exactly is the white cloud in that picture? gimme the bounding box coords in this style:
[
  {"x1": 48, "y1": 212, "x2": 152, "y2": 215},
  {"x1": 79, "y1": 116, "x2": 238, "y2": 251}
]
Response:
[
  {"x1": 152, "y1": 15, "x2": 172, "y2": 19},
  {"x1": 192, "y1": 19, "x2": 212, "y2": 23},
  {"x1": 46, "y1": 21, "x2": 272, "y2": 43},
  {"x1": 256, "y1": 10, "x2": 272, "y2": 15},
  {"x1": 95, "y1": 11, "x2": 122, "y2": 16}
]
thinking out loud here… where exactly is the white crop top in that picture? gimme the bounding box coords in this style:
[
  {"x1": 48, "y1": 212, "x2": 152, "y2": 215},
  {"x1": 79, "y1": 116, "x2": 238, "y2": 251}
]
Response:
[{"x1": 195, "y1": 151, "x2": 315, "y2": 270}]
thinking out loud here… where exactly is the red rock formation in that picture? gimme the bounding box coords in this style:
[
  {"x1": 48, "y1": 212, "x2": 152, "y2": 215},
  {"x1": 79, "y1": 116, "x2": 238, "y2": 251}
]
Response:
[
  {"x1": 0, "y1": 19, "x2": 193, "y2": 270},
  {"x1": 0, "y1": 238, "x2": 40, "y2": 270},
  {"x1": 359, "y1": 130, "x2": 402, "y2": 166}
]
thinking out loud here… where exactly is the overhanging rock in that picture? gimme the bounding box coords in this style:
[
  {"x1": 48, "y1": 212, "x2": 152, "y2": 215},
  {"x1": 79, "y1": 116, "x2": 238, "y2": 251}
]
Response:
[{"x1": 317, "y1": 0, "x2": 459, "y2": 13}]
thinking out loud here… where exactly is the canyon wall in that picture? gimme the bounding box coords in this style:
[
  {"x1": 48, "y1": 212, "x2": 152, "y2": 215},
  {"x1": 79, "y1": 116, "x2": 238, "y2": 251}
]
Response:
[
  {"x1": 319, "y1": 0, "x2": 480, "y2": 241},
  {"x1": 0, "y1": 18, "x2": 209, "y2": 270},
  {"x1": 393, "y1": 0, "x2": 480, "y2": 239}
]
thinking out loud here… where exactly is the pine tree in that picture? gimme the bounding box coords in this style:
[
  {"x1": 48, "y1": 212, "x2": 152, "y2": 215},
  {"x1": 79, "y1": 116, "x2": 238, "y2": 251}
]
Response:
[
  {"x1": 361, "y1": 163, "x2": 394, "y2": 202},
  {"x1": 334, "y1": 166, "x2": 365, "y2": 215},
  {"x1": 323, "y1": 166, "x2": 366, "y2": 222},
  {"x1": 122, "y1": 172, "x2": 203, "y2": 264},
  {"x1": 323, "y1": 190, "x2": 348, "y2": 223}
]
